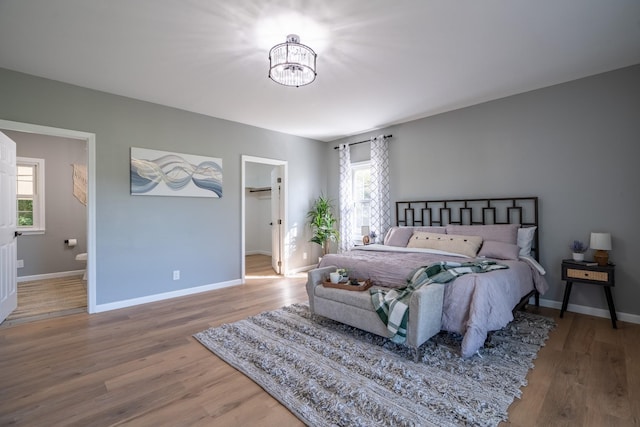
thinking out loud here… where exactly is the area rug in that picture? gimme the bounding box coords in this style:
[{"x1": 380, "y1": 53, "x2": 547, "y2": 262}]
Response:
[{"x1": 194, "y1": 304, "x2": 554, "y2": 427}]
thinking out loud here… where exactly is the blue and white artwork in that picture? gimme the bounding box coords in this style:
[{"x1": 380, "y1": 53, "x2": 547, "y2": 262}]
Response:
[{"x1": 130, "y1": 147, "x2": 223, "y2": 198}]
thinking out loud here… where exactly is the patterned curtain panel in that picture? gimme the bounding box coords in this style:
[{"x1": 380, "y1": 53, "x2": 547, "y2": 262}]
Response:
[
  {"x1": 339, "y1": 143, "x2": 354, "y2": 253},
  {"x1": 370, "y1": 135, "x2": 390, "y2": 243}
]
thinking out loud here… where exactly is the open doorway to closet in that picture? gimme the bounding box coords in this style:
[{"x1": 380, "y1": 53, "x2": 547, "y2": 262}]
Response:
[{"x1": 241, "y1": 156, "x2": 287, "y2": 280}]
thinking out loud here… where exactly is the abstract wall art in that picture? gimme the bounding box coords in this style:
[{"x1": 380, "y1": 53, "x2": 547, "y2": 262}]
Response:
[{"x1": 130, "y1": 147, "x2": 223, "y2": 198}]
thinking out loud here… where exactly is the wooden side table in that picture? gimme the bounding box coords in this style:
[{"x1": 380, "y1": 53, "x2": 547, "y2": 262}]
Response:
[{"x1": 560, "y1": 259, "x2": 617, "y2": 328}]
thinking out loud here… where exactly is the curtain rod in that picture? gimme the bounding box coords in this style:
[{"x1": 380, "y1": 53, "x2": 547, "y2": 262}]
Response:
[{"x1": 333, "y1": 134, "x2": 392, "y2": 150}]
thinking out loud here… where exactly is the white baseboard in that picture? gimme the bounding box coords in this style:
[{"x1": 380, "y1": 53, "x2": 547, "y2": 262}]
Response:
[
  {"x1": 18, "y1": 269, "x2": 85, "y2": 283},
  {"x1": 534, "y1": 297, "x2": 640, "y2": 325},
  {"x1": 93, "y1": 279, "x2": 243, "y2": 313},
  {"x1": 286, "y1": 263, "x2": 319, "y2": 275},
  {"x1": 245, "y1": 250, "x2": 272, "y2": 256}
]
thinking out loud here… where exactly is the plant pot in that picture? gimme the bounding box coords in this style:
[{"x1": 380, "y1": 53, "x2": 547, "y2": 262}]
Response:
[{"x1": 572, "y1": 252, "x2": 585, "y2": 261}]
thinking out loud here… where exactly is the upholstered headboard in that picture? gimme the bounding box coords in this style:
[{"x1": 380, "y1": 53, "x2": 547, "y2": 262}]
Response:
[{"x1": 395, "y1": 197, "x2": 539, "y2": 260}]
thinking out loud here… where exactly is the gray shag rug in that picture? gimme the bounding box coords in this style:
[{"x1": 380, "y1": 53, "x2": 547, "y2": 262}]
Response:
[{"x1": 194, "y1": 304, "x2": 554, "y2": 427}]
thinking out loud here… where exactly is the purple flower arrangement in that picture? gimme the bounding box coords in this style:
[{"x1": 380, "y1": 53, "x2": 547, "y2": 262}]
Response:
[{"x1": 569, "y1": 240, "x2": 588, "y2": 253}]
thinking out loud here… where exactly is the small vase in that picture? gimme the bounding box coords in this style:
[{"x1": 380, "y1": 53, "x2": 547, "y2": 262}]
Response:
[{"x1": 572, "y1": 252, "x2": 584, "y2": 261}]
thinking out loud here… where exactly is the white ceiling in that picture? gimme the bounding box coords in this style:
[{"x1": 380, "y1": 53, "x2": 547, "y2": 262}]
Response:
[{"x1": 1, "y1": 1, "x2": 639, "y2": 142}]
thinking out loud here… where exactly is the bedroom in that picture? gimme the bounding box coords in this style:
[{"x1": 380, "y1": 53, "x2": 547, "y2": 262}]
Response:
[{"x1": 1, "y1": 1, "x2": 639, "y2": 425}]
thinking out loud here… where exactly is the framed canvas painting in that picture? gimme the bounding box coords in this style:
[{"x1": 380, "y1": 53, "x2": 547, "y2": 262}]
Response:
[{"x1": 130, "y1": 147, "x2": 223, "y2": 198}]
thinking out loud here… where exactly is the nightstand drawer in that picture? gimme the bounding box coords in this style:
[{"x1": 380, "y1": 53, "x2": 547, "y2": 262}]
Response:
[{"x1": 566, "y1": 268, "x2": 608, "y2": 282}]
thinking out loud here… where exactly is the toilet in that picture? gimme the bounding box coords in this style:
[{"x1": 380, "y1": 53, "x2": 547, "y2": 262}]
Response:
[{"x1": 76, "y1": 252, "x2": 87, "y2": 280}]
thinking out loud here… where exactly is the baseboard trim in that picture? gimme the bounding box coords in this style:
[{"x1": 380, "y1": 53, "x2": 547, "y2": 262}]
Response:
[
  {"x1": 93, "y1": 279, "x2": 243, "y2": 313},
  {"x1": 18, "y1": 270, "x2": 85, "y2": 283},
  {"x1": 535, "y1": 297, "x2": 640, "y2": 325},
  {"x1": 245, "y1": 250, "x2": 272, "y2": 256},
  {"x1": 286, "y1": 263, "x2": 319, "y2": 275}
]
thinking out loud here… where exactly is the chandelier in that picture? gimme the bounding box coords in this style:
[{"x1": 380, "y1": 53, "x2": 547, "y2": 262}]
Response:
[{"x1": 268, "y1": 34, "x2": 317, "y2": 87}]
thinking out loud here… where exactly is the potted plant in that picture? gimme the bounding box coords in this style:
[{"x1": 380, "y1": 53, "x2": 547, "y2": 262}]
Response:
[
  {"x1": 570, "y1": 240, "x2": 588, "y2": 261},
  {"x1": 307, "y1": 195, "x2": 339, "y2": 255}
]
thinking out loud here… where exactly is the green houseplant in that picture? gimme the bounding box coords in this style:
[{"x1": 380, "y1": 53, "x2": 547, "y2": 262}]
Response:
[{"x1": 307, "y1": 195, "x2": 339, "y2": 255}]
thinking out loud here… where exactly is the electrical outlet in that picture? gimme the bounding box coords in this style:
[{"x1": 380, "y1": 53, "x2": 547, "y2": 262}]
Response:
[
  {"x1": 17, "y1": 259, "x2": 24, "y2": 268},
  {"x1": 173, "y1": 270, "x2": 180, "y2": 280},
  {"x1": 303, "y1": 252, "x2": 307, "y2": 260}
]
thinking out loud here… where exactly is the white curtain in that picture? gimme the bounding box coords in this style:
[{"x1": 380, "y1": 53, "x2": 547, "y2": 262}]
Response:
[
  {"x1": 338, "y1": 143, "x2": 354, "y2": 253},
  {"x1": 370, "y1": 135, "x2": 390, "y2": 243}
]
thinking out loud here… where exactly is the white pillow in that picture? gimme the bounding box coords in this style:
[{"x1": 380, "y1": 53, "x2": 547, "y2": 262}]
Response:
[
  {"x1": 517, "y1": 226, "x2": 537, "y2": 257},
  {"x1": 407, "y1": 231, "x2": 483, "y2": 258}
]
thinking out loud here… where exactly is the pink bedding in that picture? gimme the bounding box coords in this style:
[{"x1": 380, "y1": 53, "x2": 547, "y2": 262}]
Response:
[{"x1": 318, "y1": 245, "x2": 548, "y2": 357}]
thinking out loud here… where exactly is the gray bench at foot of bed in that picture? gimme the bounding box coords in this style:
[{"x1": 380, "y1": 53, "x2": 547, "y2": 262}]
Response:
[{"x1": 306, "y1": 265, "x2": 445, "y2": 360}]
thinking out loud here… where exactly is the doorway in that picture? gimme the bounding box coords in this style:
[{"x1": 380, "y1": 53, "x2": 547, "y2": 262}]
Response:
[
  {"x1": 0, "y1": 119, "x2": 96, "y2": 321},
  {"x1": 241, "y1": 156, "x2": 287, "y2": 280}
]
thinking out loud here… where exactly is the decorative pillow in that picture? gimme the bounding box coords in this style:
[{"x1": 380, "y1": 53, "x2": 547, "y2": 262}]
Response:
[
  {"x1": 445, "y1": 224, "x2": 520, "y2": 244},
  {"x1": 517, "y1": 226, "x2": 537, "y2": 257},
  {"x1": 478, "y1": 240, "x2": 520, "y2": 260},
  {"x1": 384, "y1": 226, "x2": 446, "y2": 247},
  {"x1": 407, "y1": 231, "x2": 482, "y2": 258}
]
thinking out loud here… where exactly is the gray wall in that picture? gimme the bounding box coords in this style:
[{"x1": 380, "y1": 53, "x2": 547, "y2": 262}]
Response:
[
  {"x1": 0, "y1": 68, "x2": 326, "y2": 305},
  {"x1": 328, "y1": 64, "x2": 640, "y2": 317},
  {"x1": 7, "y1": 130, "x2": 87, "y2": 277}
]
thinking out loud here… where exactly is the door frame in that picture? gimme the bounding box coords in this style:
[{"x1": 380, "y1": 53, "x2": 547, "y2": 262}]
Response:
[
  {"x1": 241, "y1": 155, "x2": 288, "y2": 281},
  {"x1": 0, "y1": 119, "x2": 97, "y2": 313}
]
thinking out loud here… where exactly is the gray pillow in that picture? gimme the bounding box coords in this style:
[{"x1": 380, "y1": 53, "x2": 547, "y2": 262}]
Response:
[{"x1": 478, "y1": 240, "x2": 520, "y2": 260}]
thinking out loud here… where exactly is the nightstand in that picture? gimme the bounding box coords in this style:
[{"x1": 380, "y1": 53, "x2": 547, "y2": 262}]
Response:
[{"x1": 560, "y1": 259, "x2": 617, "y2": 328}]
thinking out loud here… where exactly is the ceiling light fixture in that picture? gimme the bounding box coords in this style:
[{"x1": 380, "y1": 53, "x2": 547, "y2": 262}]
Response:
[{"x1": 268, "y1": 34, "x2": 317, "y2": 87}]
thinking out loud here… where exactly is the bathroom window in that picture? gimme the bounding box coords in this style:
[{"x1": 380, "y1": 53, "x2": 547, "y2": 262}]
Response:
[{"x1": 16, "y1": 157, "x2": 45, "y2": 234}]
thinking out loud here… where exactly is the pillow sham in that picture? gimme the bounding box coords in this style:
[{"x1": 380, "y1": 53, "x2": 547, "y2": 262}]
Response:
[
  {"x1": 478, "y1": 240, "x2": 520, "y2": 260},
  {"x1": 517, "y1": 226, "x2": 537, "y2": 257},
  {"x1": 384, "y1": 226, "x2": 446, "y2": 247},
  {"x1": 407, "y1": 231, "x2": 482, "y2": 258},
  {"x1": 445, "y1": 224, "x2": 520, "y2": 244}
]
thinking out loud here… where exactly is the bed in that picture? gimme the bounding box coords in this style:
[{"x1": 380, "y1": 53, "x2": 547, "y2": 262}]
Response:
[{"x1": 315, "y1": 196, "x2": 549, "y2": 358}]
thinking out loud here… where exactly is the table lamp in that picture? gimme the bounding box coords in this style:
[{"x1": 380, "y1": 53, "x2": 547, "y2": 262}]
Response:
[{"x1": 590, "y1": 232, "x2": 612, "y2": 266}]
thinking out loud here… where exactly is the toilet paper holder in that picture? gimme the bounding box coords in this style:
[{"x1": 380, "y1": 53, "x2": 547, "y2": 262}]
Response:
[{"x1": 64, "y1": 238, "x2": 78, "y2": 247}]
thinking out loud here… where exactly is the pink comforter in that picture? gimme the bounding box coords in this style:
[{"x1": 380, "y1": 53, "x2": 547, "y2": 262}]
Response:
[{"x1": 318, "y1": 246, "x2": 548, "y2": 357}]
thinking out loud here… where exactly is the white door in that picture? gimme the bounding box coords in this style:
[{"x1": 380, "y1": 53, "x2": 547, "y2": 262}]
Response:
[
  {"x1": 270, "y1": 167, "x2": 283, "y2": 274},
  {"x1": 0, "y1": 131, "x2": 18, "y2": 323}
]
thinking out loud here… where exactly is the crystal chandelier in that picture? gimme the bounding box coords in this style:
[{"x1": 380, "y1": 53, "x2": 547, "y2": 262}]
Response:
[{"x1": 268, "y1": 34, "x2": 317, "y2": 87}]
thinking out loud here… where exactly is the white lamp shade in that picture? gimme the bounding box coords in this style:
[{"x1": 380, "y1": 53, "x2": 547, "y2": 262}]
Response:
[{"x1": 590, "y1": 232, "x2": 612, "y2": 250}]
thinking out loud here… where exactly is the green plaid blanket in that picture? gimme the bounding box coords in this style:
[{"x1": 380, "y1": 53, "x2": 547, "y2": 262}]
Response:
[{"x1": 370, "y1": 260, "x2": 509, "y2": 343}]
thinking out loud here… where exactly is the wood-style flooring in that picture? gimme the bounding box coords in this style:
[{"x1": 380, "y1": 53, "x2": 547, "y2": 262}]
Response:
[
  {"x1": 245, "y1": 253, "x2": 278, "y2": 277},
  {"x1": 3, "y1": 275, "x2": 86, "y2": 327},
  {"x1": 0, "y1": 259, "x2": 638, "y2": 426}
]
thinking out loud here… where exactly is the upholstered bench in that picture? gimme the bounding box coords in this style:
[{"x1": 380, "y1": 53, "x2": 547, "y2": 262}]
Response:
[{"x1": 306, "y1": 265, "x2": 445, "y2": 359}]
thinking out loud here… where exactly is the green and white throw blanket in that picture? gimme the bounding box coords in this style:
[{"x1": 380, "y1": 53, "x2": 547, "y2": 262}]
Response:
[{"x1": 370, "y1": 260, "x2": 509, "y2": 343}]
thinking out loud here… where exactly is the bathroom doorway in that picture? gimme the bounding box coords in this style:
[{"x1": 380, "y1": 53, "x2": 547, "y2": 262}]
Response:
[{"x1": 0, "y1": 119, "x2": 96, "y2": 324}]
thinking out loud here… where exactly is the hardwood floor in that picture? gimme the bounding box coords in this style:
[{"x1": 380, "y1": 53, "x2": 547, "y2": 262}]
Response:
[
  {"x1": 3, "y1": 275, "x2": 87, "y2": 327},
  {"x1": 1, "y1": 271, "x2": 638, "y2": 426},
  {"x1": 245, "y1": 254, "x2": 278, "y2": 277}
]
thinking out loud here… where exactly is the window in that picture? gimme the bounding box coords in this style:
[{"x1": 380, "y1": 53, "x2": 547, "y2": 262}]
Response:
[
  {"x1": 351, "y1": 161, "x2": 371, "y2": 241},
  {"x1": 16, "y1": 157, "x2": 45, "y2": 234}
]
